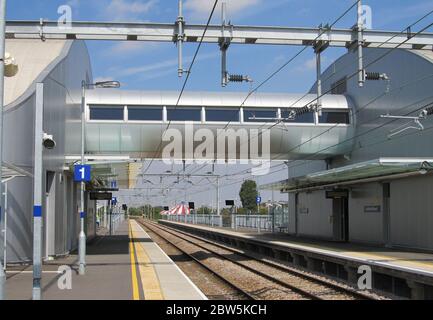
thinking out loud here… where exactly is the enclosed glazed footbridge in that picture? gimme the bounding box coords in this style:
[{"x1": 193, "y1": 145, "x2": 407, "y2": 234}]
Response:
[{"x1": 82, "y1": 90, "x2": 354, "y2": 161}]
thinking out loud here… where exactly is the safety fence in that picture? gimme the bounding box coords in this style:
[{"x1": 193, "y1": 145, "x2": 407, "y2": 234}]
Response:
[
  {"x1": 109, "y1": 209, "x2": 125, "y2": 234},
  {"x1": 231, "y1": 215, "x2": 274, "y2": 232},
  {"x1": 161, "y1": 214, "x2": 223, "y2": 227}
]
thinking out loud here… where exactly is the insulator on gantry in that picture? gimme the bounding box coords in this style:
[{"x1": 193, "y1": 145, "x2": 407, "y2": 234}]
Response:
[
  {"x1": 365, "y1": 72, "x2": 389, "y2": 81},
  {"x1": 228, "y1": 74, "x2": 252, "y2": 83}
]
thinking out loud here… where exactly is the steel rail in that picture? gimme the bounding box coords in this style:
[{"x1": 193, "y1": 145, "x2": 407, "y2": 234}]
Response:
[
  {"x1": 141, "y1": 219, "x2": 360, "y2": 300},
  {"x1": 137, "y1": 219, "x2": 256, "y2": 300},
  {"x1": 150, "y1": 219, "x2": 380, "y2": 300}
]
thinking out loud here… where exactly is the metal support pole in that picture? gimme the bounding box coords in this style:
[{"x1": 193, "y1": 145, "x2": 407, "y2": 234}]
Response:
[
  {"x1": 220, "y1": 1, "x2": 229, "y2": 87},
  {"x1": 177, "y1": 0, "x2": 184, "y2": 77},
  {"x1": 221, "y1": 46, "x2": 228, "y2": 87},
  {"x1": 3, "y1": 182, "x2": 7, "y2": 269},
  {"x1": 216, "y1": 176, "x2": 220, "y2": 215},
  {"x1": 315, "y1": 50, "x2": 322, "y2": 118},
  {"x1": 78, "y1": 81, "x2": 86, "y2": 275},
  {"x1": 109, "y1": 204, "x2": 112, "y2": 236},
  {"x1": 32, "y1": 83, "x2": 44, "y2": 300},
  {"x1": 357, "y1": 0, "x2": 365, "y2": 87},
  {"x1": 0, "y1": 0, "x2": 6, "y2": 300}
]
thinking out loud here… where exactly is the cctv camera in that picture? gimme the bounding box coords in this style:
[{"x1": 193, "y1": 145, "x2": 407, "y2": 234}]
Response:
[
  {"x1": 42, "y1": 133, "x2": 56, "y2": 149},
  {"x1": 4, "y1": 52, "x2": 18, "y2": 78}
]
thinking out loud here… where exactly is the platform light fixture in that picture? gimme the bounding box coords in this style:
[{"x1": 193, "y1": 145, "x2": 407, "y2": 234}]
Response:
[
  {"x1": 94, "y1": 80, "x2": 121, "y2": 89},
  {"x1": 419, "y1": 161, "x2": 433, "y2": 175}
]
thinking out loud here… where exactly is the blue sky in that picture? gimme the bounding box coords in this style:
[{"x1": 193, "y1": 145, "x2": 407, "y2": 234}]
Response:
[{"x1": 6, "y1": 0, "x2": 433, "y2": 94}]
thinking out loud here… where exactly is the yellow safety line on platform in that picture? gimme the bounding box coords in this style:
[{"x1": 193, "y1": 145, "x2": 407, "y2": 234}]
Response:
[
  {"x1": 131, "y1": 220, "x2": 165, "y2": 300},
  {"x1": 128, "y1": 221, "x2": 140, "y2": 300}
]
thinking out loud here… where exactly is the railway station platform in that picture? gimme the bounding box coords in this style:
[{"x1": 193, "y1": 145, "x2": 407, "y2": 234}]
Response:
[
  {"x1": 4, "y1": 219, "x2": 206, "y2": 300},
  {"x1": 159, "y1": 220, "x2": 433, "y2": 300}
]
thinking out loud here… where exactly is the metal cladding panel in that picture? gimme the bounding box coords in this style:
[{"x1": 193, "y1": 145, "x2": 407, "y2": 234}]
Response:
[
  {"x1": 2, "y1": 40, "x2": 92, "y2": 262},
  {"x1": 348, "y1": 183, "x2": 384, "y2": 245},
  {"x1": 296, "y1": 190, "x2": 333, "y2": 239},
  {"x1": 390, "y1": 175, "x2": 433, "y2": 250}
]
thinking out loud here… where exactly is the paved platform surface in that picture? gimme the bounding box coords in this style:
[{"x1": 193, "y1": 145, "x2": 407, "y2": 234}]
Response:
[
  {"x1": 161, "y1": 220, "x2": 433, "y2": 278},
  {"x1": 4, "y1": 219, "x2": 206, "y2": 300},
  {"x1": 129, "y1": 219, "x2": 206, "y2": 300}
]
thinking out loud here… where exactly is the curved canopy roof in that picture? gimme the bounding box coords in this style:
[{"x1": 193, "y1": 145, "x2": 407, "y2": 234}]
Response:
[{"x1": 4, "y1": 39, "x2": 66, "y2": 106}]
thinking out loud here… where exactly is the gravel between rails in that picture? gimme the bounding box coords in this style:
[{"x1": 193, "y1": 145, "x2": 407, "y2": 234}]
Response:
[
  {"x1": 140, "y1": 220, "x2": 309, "y2": 300},
  {"x1": 140, "y1": 223, "x2": 247, "y2": 300},
  {"x1": 143, "y1": 219, "x2": 382, "y2": 300}
]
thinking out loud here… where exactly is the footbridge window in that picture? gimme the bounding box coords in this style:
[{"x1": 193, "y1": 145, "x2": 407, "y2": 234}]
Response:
[
  {"x1": 319, "y1": 110, "x2": 350, "y2": 124},
  {"x1": 244, "y1": 108, "x2": 278, "y2": 123},
  {"x1": 128, "y1": 106, "x2": 163, "y2": 121},
  {"x1": 167, "y1": 107, "x2": 202, "y2": 121},
  {"x1": 281, "y1": 109, "x2": 315, "y2": 123},
  {"x1": 206, "y1": 108, "x2": 240, "y2": 122},
  {"x1": 89, "y1": 106, "x2": 124, "y2": 121}
]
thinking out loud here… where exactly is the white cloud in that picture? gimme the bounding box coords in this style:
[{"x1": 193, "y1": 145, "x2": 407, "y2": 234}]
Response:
[
  {"x1": 107, "y1": 42, "x2": 160, "y2": 56},
  {"x1": 104, "y1": 0, "x2": 158, "y2": 21},
  {"x1": 184, "y1": 0, "x2": 261, "y2": 19},
  {"x1": 117, "y1": 51, "x2": 218, "y2": 77},
  {"x1": 97, "y1": 51, "x2": 220, "y2": 83}
]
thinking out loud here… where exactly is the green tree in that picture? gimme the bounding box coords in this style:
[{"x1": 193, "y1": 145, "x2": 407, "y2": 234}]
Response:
[
  {"x1": 239, "y1": 180, "x2": 259, "y2": 212},
  {"x1": 128, "y1": 207, "x2": 142, "y2": 216},
  {"x1": 197, "y1": 206, "x2": 213, "y2": 214}
]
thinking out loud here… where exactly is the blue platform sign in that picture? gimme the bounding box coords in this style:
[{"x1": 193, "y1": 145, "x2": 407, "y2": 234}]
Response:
[
  {"x1": 256, "y1": 196, "x2": 262, "y2": 204},
  {"x1": 111, "y1": 181, "x2": 117, "y2": 188},
  {"x1": 111, "y1": 197, "x2": 117, "y2": 205},
  {"x1": 74, "y1": 165, "x2": 91, "y2": 182}
]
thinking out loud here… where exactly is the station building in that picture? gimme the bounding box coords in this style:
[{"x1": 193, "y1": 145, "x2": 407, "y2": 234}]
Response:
[
  {"x1": 2, "y1": 37, "x2": 433, "y2": 264},
  {"x1": 263, "y1": 48, "x2": 433, "y2": 251}
]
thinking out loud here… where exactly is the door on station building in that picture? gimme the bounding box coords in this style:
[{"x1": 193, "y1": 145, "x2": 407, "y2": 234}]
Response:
[{"x1": 332, "y1": 196, "x2": 349, "y2": 242}]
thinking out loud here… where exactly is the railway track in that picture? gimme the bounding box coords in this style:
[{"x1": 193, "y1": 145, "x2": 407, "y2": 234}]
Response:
[
  {"x1": 139, "y1": 220, "x2": 254, "y2": 300},
  {"x1": 139, "y1": 219, "x2": 379, "y2": 300}
]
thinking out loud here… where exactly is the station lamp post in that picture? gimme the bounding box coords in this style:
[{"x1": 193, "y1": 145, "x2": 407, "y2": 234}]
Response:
[
  {"x1": 0, "y1": 0, "x2": 6, "y2": 300},
  {"x1": 79, "y1": 80, "x2": 120, "y2": 275}
]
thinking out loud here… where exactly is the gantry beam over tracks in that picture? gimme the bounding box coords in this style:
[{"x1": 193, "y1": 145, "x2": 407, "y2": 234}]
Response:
[{"x1": 5, "y1": 20, "x2": 433, "y2": 50}]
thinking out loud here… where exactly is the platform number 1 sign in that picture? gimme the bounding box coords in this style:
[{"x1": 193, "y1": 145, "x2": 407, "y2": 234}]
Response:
[{"x1": 74, "y1": 165, "x2": 91, "y2": 182}]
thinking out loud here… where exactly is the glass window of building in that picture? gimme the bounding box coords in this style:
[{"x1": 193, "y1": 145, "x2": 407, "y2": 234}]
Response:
[
  {"x1": 206, "y1": 108, "x2": 239, "y2": 122},
  {"x1": 128, "y1": 106, "x2": 163, "y2": 121},
  {"x1": 167, "y1": 107, "x2": 202, "y2": 121},
  {"x1": 319, "y1": 110, "x2": 350, "y2": 124},
  {"x1": 89, "y1": 106, "x2": 124, "y2": 120},
  {"x1": 243, "y1": 109, "x2": 278, "y2": 122},
  {"x1": 281, "y1": 109, "x2": 315, "y2": 123}
]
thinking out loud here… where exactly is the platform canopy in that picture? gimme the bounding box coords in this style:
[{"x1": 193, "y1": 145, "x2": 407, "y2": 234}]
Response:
[
  {"x1": 261, "y1": 158, "x2": 433, "y2": 193},
  {"x1": 65, "y1": 157, "x2": 142, "y2": 190}
]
